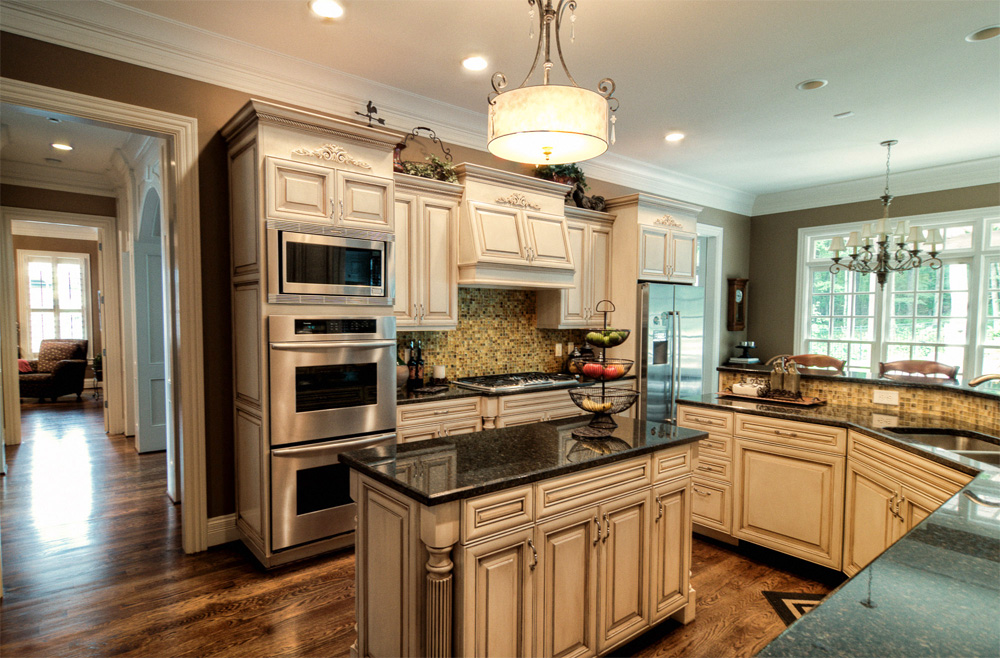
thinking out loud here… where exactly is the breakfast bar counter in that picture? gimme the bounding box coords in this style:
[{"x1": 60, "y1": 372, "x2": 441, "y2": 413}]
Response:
[{"x1": 342, "y1": 416, "x2": 705, "y2": 657}]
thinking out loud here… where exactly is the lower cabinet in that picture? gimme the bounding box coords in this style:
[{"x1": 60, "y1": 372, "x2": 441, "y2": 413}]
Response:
[
  {"x1": 597, "y1": 490, "x2": 651, "y2": 653},
  {"x1": 650, "y1": 478, "x2": 692, "y2": 625},
  {"x1": 734, "y1": 438, "x2": 845, "y2": 569}
]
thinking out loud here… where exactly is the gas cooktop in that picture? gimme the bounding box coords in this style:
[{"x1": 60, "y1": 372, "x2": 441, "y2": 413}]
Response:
[{"x1": 452, "y1": 372, "x2": 578, "y2": 393}]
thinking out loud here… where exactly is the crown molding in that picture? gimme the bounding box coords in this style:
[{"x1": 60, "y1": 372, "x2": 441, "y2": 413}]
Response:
[
  {"x1": 0, "y1": 160, "x2": 117, "y2": 196},
  {"x1": 0, "y1": 0, "x2": 757, "y2": 216},
  {"x1": 751, "y1": 156, "x2": 1000, "y2": 217}
]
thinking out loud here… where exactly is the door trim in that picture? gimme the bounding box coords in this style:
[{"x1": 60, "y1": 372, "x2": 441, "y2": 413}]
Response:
[{"x1": 0, "y1": 77, "x2": 208, "y2": 554}]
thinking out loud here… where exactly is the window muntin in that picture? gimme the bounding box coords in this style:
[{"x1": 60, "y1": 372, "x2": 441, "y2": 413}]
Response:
[
  {"x1": 18, "y1": 252, "x2": 91, "y2": 357},
  {"x1": 885, "y1": 261, "x2": 969, "y2": 367},
  {"x1": 983, "y1": 258, "x2": 1000, "y2": 374}
]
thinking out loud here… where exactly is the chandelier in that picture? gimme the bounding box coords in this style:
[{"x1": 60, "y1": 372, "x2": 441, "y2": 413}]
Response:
[
  {"x1": 487, "y1": 0, "x2": 619, "y2": 165},
  {"x1": 828, "y1": 140, "x2": 943, "y2": 288}
]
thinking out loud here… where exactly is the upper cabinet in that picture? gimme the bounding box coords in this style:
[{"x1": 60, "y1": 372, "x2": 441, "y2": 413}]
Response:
[
  {"x1": 393, "y1": 174, "x2": 464, "y2": 330},
  {"x1": 456, "y1": 163, "x2": 575, "y2": 290},
  {"x1": 537, "y1": 206, "x2": 615, "y2": 329}
]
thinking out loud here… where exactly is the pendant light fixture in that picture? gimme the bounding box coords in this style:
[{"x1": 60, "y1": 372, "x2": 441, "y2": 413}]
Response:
[
  {"x1": 487, "y1": 0, "x2": 619, "y2": 165},
  {"x1": 828, "y1": 140, "x2": 943, "y2": 288}
]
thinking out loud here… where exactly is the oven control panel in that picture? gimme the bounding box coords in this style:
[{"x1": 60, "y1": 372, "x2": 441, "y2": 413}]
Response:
[{"x1": 294, "y1": 319, "x2": 377, "y2": 335}]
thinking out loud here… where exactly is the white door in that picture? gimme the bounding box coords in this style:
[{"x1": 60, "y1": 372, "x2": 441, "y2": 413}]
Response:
[{"x1": 133, "y1": 190, "x2": 168, "y2": 453}]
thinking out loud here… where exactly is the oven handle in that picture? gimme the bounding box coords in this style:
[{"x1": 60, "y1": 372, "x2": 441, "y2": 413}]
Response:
[
  {"x1": 270, "y1": 340, "x2": 397, "y2": 351},
  {"x1": 271, "y1": 432, "x2": 397, "y2": 457}
]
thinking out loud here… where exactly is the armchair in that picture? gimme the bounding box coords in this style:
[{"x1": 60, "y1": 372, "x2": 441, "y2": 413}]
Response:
[{"x1": 19, "y1": 339, "x2": 89, "y2": 402}]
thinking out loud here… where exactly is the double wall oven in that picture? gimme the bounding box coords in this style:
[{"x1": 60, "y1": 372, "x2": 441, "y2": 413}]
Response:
[{"x1": 268, "y1": 316, "x2": 396, "y2": 553}]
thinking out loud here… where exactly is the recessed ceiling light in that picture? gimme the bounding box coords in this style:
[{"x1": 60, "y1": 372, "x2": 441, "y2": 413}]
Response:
[
  {"x1": 51, "y1": 143, "x2": 73, "y2": 151},
  {"x1": 664, "y1": 132, "x2": 685, "y2": 142},
  {"x1": 796, "y1": 79, "x2": 828, "y2": 91},
  {"x1": 834, "y1": 111, "x2": 855, "y2": 119},
  {"x1": 966, "y1": 25, "x2": 1000, "y2": 41},
  {"x1": 45, "y1": 158, "x2": 63, "y2": 164},
  {"x1": 309, "y1": 0, "x2": 344, "y2": 19},
  {"x1": 462, "y1": 56, "x2": 488, "y2": 72}
]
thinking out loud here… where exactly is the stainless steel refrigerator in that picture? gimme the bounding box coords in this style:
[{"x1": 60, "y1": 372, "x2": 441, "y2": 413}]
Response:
[{"x1": 636, "y1": 281, "x2": 706, "y2": 423}]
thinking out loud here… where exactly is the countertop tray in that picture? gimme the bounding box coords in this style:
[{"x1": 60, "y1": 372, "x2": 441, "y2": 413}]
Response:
[{"x1": 716, "y1": 391, "x2": 827, "y2": 407}]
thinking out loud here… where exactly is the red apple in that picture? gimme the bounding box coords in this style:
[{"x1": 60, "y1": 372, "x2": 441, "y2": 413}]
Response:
[
  {"x1": 582, "y1": 363, "x2": 604, "y2": 378},
  {"x1": 603, "y1": 365, "x2": 619, "y2": 379}
]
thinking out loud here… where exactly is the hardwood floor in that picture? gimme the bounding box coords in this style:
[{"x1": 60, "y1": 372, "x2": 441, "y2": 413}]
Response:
[{"x1": 1, "y1": 402, "x2": 842, "y2": 657}]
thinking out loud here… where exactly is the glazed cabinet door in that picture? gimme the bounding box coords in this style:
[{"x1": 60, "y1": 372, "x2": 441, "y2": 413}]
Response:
[
  {"x1": 535, "y1": 507, "x2": 600, "y2": 658},
  {"x1": 734, "y1": 439, "x2": 845, "y2": 569},
  {"x1": 523, "y1": 211, "x2": 574, "y2": 270},
  {"x1": 419, "y1": 196, "x2": 459, "y2": 328},
  {"x1": 336, "y1": 170, "x2": 393, "y2": 231},
  {"x1": 586, "y1": 224, "x2": 613, "y2": 326},
  {"x1": 597, "y1": 490, "x2": 651, "y2": 653},
  {"x1": 561, "y1": 221, "x2": 588, "y2": 326},
  {"x1": 650, "y1": 478, "x2": 692, "y2": 624},
  {"x1": 898, "y1": 483, "x2": 944, "y2": 533},
  {"x1": 461, "y1": 527, "x2": 535, "y2": 658},
  {"x1": 638, "y1": 225, "x2": 669, "y2": 280},
  {"x1": 467, "y1": 201, "x2": 527, "y2": 265},
  {"x1": 843, "y1": 459, "x2": 900, "y2": 577},
  {"x1": 667, "y1": 229, "x2": 697, "y2": 283},
  {"x1": 393, "y1": 193, "x2": 419, "y2": 327},
  {"x1": 265, "y1": 156, "x2": 334, "y2": 223}
]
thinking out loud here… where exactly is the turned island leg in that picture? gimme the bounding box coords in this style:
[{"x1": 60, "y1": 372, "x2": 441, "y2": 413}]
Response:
[{"x1": 421, "y1": 501, "x2": 460, "y2": 658}]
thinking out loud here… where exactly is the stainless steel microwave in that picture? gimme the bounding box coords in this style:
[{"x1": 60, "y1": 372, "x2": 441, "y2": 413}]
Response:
[{"x1": 266, "y1": 220, "x2": 395, "y2": 305}]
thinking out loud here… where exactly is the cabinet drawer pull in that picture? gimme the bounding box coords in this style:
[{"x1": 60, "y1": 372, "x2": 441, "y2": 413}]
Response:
[
  {"x1": 773, "y1": 429, "x2": 799, "y2": 438},
  {"x1": 895, "y1": 494, "x2": 905, "y2": 518},
  {"x1": 655, "y1": 493, "x2": 664, "y2": 522},
  {"x1": 593, "y1": 515, "x2": 601, "y2": 545},
  {"x1": 688, "y1": 414, "x2": 723, "y2": 426},
  {"x1": 697, "y1": 465, "x2": 720, "y2": 473},
  {"x1": 693, "y1": 487, "x2": 712, "y2": 496},
  {"x1": 602, "y1": 512, "x2": 611, "y2": 542},
  {"x1": 700, "y1": 439, "x2": 722, "y2": 449},
  {"x1": 528, "y1": 539, "x2": 538, "y2": 570},
  {"x1": 432, "y1": 410, "x2": 450, "y2": 415}
]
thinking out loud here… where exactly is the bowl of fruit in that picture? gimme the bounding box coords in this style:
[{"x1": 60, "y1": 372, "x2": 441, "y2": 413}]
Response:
[
  {"x1": 568, "y1": 387, "x2": 640, "y2": 418},
  {"x1": 585, "y1": 328, "x2": 630, "y2": 349},
  {"x1": 572, "y1": 357, "x2": 633, "y2": 382}
]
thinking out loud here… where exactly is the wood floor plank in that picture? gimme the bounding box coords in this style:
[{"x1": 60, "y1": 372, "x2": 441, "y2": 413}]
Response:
[{"x1": 2, "y1": 399, "x2": 842, "y2": 657}]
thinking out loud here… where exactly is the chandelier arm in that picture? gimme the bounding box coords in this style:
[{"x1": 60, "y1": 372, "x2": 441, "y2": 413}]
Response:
[
  {"x1": 489, "y1": 73, "x2": 508, "y2": 104},
  {"x1": 553, "y1": 0, "x2": 581, "y2": 87},
  {"x1": 513, "y1": 1, "x2": 549, "y2": 89}
]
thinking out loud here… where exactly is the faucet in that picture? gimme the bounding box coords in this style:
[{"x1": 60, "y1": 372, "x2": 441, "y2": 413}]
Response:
[{"x1": 968, "y1": 374, "x2": 1000, "y2": 387}]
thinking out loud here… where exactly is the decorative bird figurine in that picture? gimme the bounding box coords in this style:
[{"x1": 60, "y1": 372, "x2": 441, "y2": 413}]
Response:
[{"x1": 356, "y1": 100, "x2": 386, "y2": 127}]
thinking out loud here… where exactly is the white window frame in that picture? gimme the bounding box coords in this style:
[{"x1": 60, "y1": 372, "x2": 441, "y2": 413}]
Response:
[
  {"x1": 795, "y1": 207, "x2": 1000, "y2": 378},
  {"x1": 16, "y1": 249, "x2": 93, "y2": 360}
]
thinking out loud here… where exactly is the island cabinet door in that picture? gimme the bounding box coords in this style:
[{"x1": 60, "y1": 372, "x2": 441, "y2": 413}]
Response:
[
  {"x1": 460, "y1": 527, "x2": 535, "y2": 658},
  {"x1": 898, "y1": 483, "x2": 944, "y2": 533},
  {"x1": 843, "y1": 460, "x2": 900, "y2": 577},
  {"x1": 649, "y1": 478, "x2": 692, "y2": 623},
  {"x1": 734, "y1": 439, "x2": 845, "y2": 570},
  {"x1": 534, "y1": 506, "x2": 600, "y2": 658},
  {"x1": 597, "y1": 489, "x2": 651, "y2": 654}
]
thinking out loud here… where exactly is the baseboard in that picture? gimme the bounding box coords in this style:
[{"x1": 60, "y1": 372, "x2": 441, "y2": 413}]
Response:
[
  {"x1": 207, "y1": 513, "x2": 239, "y2": 547},
  {"x1": 694, "y1": 524, "x2": 739, "y2": 546}
]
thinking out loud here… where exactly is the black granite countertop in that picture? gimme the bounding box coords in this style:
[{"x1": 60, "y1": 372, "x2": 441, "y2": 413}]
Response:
[
  {"x1": 759, "y1": 469, "x2": 1000, "y2": 658},
  {"x1": 341, "y1": 416, "x2": 705, "y2": 506},
  {"x1": 397, "y1": 376, "x2": 636, "y2": 405},
  {"x1": 677, "y1": 395, "x2": 999, "y2": 476},
  {"x1": 719, "y1": 363, "x2": 1000, "y2": 400}
]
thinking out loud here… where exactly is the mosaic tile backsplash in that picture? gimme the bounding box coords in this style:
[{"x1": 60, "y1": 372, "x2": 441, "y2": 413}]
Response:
[
  {"x1": 398, "y1": 288, "x2": 588, "y2": 379},
  {"x1": 719, "y1": 371, "x2": 1000, "y2": 434}
]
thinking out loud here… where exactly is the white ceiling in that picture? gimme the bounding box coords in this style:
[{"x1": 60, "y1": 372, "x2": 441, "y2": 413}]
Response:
[{"x1": 3, "y1": 0, "x2": 999, "y2": 213}]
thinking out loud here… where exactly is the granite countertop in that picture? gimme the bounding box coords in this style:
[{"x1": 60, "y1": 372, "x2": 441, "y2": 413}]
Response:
[
  {"x1": 397, "y1": 375, "x2": 636, "y2": 405},
  {"x1": 677, "y1": 394, "x2": 999, "y2": 476},
  {"x1": 341, "y1": 416, "x2": 705, "y2": 506},
  {"x1": 719, "y1": 363, "x2": 1000, "y2": 400},
  {"x1": 759, "y1": 469, "x2": 1000, "y2": 658}
]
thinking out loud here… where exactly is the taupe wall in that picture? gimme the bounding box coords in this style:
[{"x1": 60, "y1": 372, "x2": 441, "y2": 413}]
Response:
[
  {"x1": 1, "y1": 183, "x2": 117, "y2": 217},
  {"x1": 1, "y1": 31, "x2": 751, "y2": 518},
  {"x1": 748, "y1": 183, "x2": 1000, "y2": 360},
  {"x1": 12, "y1": 235, "x2": 102, "y2": 358}
]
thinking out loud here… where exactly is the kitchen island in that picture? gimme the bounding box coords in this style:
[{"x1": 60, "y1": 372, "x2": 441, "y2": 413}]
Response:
[{"x1": 341, "y1": 415, "x2": 706, "y2": 658}]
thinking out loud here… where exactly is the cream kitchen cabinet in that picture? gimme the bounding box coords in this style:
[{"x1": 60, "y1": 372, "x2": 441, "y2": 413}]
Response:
[
  {"x1": 464, "y1": 200, "x2": 573, "y2": 270},
  {"x1": 537, "y1": 208, "x2": 615, "y2": 329},
  {"x1": 596, "y1": 489, "x2": 652, "y2": 653},
  {"x1": 637, "y1": 224, "x2": 697, "y2": 284},
  {"x1": 650, "y1": 477, "x2": 693, "y2": 626},
  {"x1": 733, "y1": 414, "x2": 847, "y2": 570},
  {"x1": 677, "y1": 405, "x2": 735, "y2": 536},
  {"x1": 393, "y1": 174, "x2": 463, "y2": 330},
  {"x1": 483, "y1": 381, "x2": 634, "y2": 429},
  {"x1": 842, "y1": 430, "x2": 973, "y2": 576},
  {"x1": 264, "y1": 156, "x2": 393, "y2": 230},
  {"x1": 396, "y1": 396, "x2": 482, "y2": 442}
]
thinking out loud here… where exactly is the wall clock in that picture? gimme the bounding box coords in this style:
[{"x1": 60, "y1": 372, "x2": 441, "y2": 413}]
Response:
[{"x1": 727, "y1": 278, "x2": 748, "y2": 331}]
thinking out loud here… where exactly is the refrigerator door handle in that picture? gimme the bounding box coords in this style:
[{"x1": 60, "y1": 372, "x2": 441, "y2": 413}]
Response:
[{"x1": 671, "y1": 310, "x2": 681, "y2": 423}]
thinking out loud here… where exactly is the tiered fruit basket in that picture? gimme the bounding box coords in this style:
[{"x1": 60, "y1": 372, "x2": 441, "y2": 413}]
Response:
[{"x1": 568, "y1": 300, "x2": 639, "y2": 438}]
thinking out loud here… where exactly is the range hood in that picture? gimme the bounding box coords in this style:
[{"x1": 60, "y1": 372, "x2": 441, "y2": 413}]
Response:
[{"x1": 456, "y1": 163, "x2": 575, "y2": 290}]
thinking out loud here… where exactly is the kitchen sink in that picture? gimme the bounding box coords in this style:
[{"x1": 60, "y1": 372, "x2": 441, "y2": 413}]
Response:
[{"x1": 884, "y1": 428, "x2": 1000, "y2": 456}]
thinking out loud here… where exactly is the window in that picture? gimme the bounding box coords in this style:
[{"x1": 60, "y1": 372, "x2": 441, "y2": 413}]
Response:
[
  {"x1": 17, "y1": 251, "x2": 92, "y2": 358},
  {"x1": 797, "y1": 209, "x2": 998, "y2": 378}
]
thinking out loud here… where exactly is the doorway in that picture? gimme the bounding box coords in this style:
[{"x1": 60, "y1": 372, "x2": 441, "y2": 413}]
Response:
[{"x1": 0, "y1": 77, "x2": 207, "y2": 554}]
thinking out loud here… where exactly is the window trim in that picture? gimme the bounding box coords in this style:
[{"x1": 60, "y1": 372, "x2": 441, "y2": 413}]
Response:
[
  {"x1": 16, "y1": 249, "x2": 93, "y2": 360},
  {"x1": 795, "y1": 206, "x2": 1000, "y2": 378}
]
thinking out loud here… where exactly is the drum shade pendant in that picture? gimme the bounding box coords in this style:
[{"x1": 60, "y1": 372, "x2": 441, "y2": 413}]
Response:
[{"x1": 487, "y1": 0, "x2": 619, "y2": 165}]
